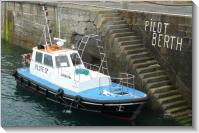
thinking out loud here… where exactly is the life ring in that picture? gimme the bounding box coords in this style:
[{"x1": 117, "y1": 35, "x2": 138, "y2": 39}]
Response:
[
  {"x1": 74, "y1": 95, "x2": 82, "y2": 103},
  {"x1": 56, "y1": 88, "x2": 64, "y2": 97}
]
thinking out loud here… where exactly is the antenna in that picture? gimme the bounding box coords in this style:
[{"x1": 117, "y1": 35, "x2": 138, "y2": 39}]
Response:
[
  {"x1": 42, "y1": 5, "x2": 52, "y2": 46},
  {"x1": 58, "y1": 8, "x2": 62, "y2": 38}
]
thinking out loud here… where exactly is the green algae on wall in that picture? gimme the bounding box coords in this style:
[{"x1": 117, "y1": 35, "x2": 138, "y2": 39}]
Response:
[{"x1": 3, "y1": 18, "x2": 13, "y2": 53}]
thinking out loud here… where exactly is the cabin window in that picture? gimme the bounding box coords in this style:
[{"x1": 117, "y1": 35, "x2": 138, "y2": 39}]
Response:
[
  {"x1": 55, "y1": 55, "x2": 70, "y2": 67},
  {"x1": 35, "y1": 52, "x2": 43, "y2": 63},
  {"x1": 44, "y1": 54, "x2": 53, "y2": 67},
  {"x1": 70, "y1": 53, "x2": 82, "y2": 66}
]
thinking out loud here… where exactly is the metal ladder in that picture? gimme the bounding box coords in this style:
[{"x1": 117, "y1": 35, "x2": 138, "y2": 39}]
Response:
[
  {"x1": 77, "y1": 34, "x2": 109, "y2": 75},
  {"x1": 97, "y1": 43, "x2": 109, "y2": 75},
  {"x1": 78, "y1": 35, "x2": 90, "y2": 58},
  {"x1": 119, "y1": 73, "x2": 135, "y2": 96}
]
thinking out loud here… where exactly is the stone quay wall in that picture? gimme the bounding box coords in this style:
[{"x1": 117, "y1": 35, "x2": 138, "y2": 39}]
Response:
[{"x1": 121, "y1": 11, "x2": 192, "y2": 104}]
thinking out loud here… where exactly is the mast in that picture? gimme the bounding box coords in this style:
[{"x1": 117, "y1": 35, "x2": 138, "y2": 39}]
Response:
[
  {"x1": 42, "y1": 5, "x2": 52, "y2": 46},
  {"x1": 58, "y1": 8, "x2": 61, "y2": 38}
]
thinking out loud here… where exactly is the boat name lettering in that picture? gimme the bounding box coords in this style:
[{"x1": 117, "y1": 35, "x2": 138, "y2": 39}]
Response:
[
  {"x1": 61, "y1": 73, "x2": 71, "y2": 79},
  {"x1": 35, "y1": 64, "x2": 48, "y2": 74}
]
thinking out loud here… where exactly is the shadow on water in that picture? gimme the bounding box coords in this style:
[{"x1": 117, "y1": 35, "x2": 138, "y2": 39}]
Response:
[
  {"x1": 14, "y1": 85, "x2": 132, "y2": 126},
  {"x1": 1, "y1": 40, "x2": 179, "y2": 126}
]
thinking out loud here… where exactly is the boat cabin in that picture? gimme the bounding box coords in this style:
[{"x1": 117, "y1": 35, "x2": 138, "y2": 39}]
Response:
[{"x1": 29, "y1": 44, "x2": 110, "y2": 92}]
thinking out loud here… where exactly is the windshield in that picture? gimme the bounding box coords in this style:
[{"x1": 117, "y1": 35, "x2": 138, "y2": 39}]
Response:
[
  {"x1": 55, "y1": 55, "x2": 70, "y2": 67},
  {"x1": 70, "y1": 53, "x2": 82, "y2": 66}
]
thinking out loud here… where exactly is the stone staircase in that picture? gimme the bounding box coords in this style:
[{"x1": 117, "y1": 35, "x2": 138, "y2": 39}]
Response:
[{"x1": 97, "y1": 10, "x2": 192, "y2": 126}]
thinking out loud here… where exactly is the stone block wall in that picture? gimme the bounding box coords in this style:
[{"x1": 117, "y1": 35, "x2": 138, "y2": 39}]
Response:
[{"x1": 1, "y1": 2, "x2": 98, "y2": 50}]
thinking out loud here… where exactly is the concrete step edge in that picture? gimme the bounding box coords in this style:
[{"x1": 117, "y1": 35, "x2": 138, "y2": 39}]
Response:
[
  {"x1": 136, "y1": 64, "x2": 161, "y2": 74},
  {"x1": 146, "y1": 80, "x2": 171, "y2": 89},
  {"x1": 155, "y1": 90, "x2": 180, "y2": 99},
  {"x1": 162, "y1": 99, "x2": 186, "y2": 110},
  {"x1": 129, "y1": 57, "x2": 154, "y2": 64},
  {"x1": 139, "y1": 70, "x2": 165, "y2": 78},
  {"x1": 158, "y1": 94, "x2": 183, "y2": 104},
  {"x1": 118, "y1": 40, "x2": 142, "y2": 46},
  {"x1": 133, "y1": 60, "x2": 158, "y2": 69},
  {"x1": 143, "y1": 75, "x2": 169, "y2": 83},
  {"x1": 149, "y1": 85, "x2": 174, "y2": 93},
  {"x1": 127, "y1": 52, "x2": 151, "y2": 60},
  {"x1": 166, "y1": 105, "x2": 189, "y2": 114}
]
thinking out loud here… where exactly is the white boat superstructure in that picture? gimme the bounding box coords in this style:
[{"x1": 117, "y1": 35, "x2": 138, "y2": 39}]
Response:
[{"x1": 29, "y1": 46, "x2": 111, "y2": 93}]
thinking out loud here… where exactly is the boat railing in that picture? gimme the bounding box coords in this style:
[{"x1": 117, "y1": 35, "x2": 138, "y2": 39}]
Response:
[
  {"x1": 110, "y1": 73, "x2": 135, "y2": 96},
  {"x1": 83, "y1": 62, "x2": 100, "y2": 71},
  {"x1": 111, "y1": 73, "x2": 135, "y2": 88}
]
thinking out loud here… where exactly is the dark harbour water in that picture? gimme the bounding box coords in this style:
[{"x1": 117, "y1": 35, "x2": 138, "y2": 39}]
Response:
[{"x1": 1, "y1": 41, "x2": 179, "y2": 126}]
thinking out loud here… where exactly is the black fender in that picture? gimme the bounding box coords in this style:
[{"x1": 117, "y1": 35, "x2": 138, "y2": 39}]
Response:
[
  {"x1": 74, "y1": 95, "x2": 82, "y2": 103},
  {"x1": 56, "y1": 88, "x2": 64, "y2": 97}
]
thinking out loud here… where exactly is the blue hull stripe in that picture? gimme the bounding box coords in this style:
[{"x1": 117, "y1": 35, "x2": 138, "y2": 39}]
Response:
[{"x1": 17, "y1": 67, "x2": 147, "y2": 102}]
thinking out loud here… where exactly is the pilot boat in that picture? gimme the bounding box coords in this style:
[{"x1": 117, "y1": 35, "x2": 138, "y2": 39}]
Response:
[
  {"x1": 13, "y1": 6, "x2": 148, "y2": 119},
  {"x1": 13, "y1": 34, "x2": 148, "y2": 118}
]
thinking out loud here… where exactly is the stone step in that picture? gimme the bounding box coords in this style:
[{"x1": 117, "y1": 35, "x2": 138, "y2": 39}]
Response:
[
  {"x1": 178, "y1": 117, "x2": 192, "y2": 125},
  {"x1": 99, "y1": 13, "x2": 121, "y2": 18},
  {"x1": 103, "y1": 24, "x2": 129, "y2": 34},
  {"x1": 114, "y1": 36, "x2": 139, "y2": 42},
  {"x1": 109, "y1": 32, "x2": 135, "y2": 45},
  {"x1": 143, "y1": 75, "x2": 169, "y2": 84},
  {"x1": 111, "y1": 32, "x2": 135, "y2": 39},
  {"x1": 183, "y1": 123, "x2": 192, "y2": 126},
  {"x1": 146, "y1": 80, "x2": 171, "y2": 89},
  {"x1": 149, "y1": 85, "x2": 174, "y2": 93},
  {"x1": 172, "y1": 109, "x2": 192, "y2": 118},
  {"x1": 124, "y1": 47, "x2": 147, "y2": 55},
  {"x1": 158, "y1": 94, "x2": 183, "y2": 105},
  {"x1": 175, "y1": 114, "x2": 191, "y2": 122},
  {"x1": 120, "y1": 44, "x2": 144, "y2": 50},
  {"x1": 126, "y1": 52, "x2": 151, "y2": 61},
  {"x1": 154, "y1": 89, "x2": 179, "y2": 98},
  {"x1": 102, "y1": 16, "x2": 122, "y2": 22},
  {"x1": 108, "y1": 28, "x2": 131, "y2": 35},
  {"x1": 162, "y1": 100, "x2": 187, "y2": 110},
  {"x1": 118, "y1": 40, "x2": 142, "y2": 47},
  {"x1": 129, "y1": 56, "x2": 154, "y2": 64},
  {"x1": 107, "y1": 24, "x2": 129, "y2": 30},
  {"x1": 139, "y1": 70, "x2": 165, "y2": 79},
  {"x1": 106, "y1": 20, "x2": 127, "y2": 25},
  {"x1": 166, "y1": 105, "x2": 190, "y2": 114},
  {"x1": 136, "y1": 64, "x2": 161, "y2": 74},
  {"x1": 133, "y1": 60, "x2": 158, "y2": 69}
]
